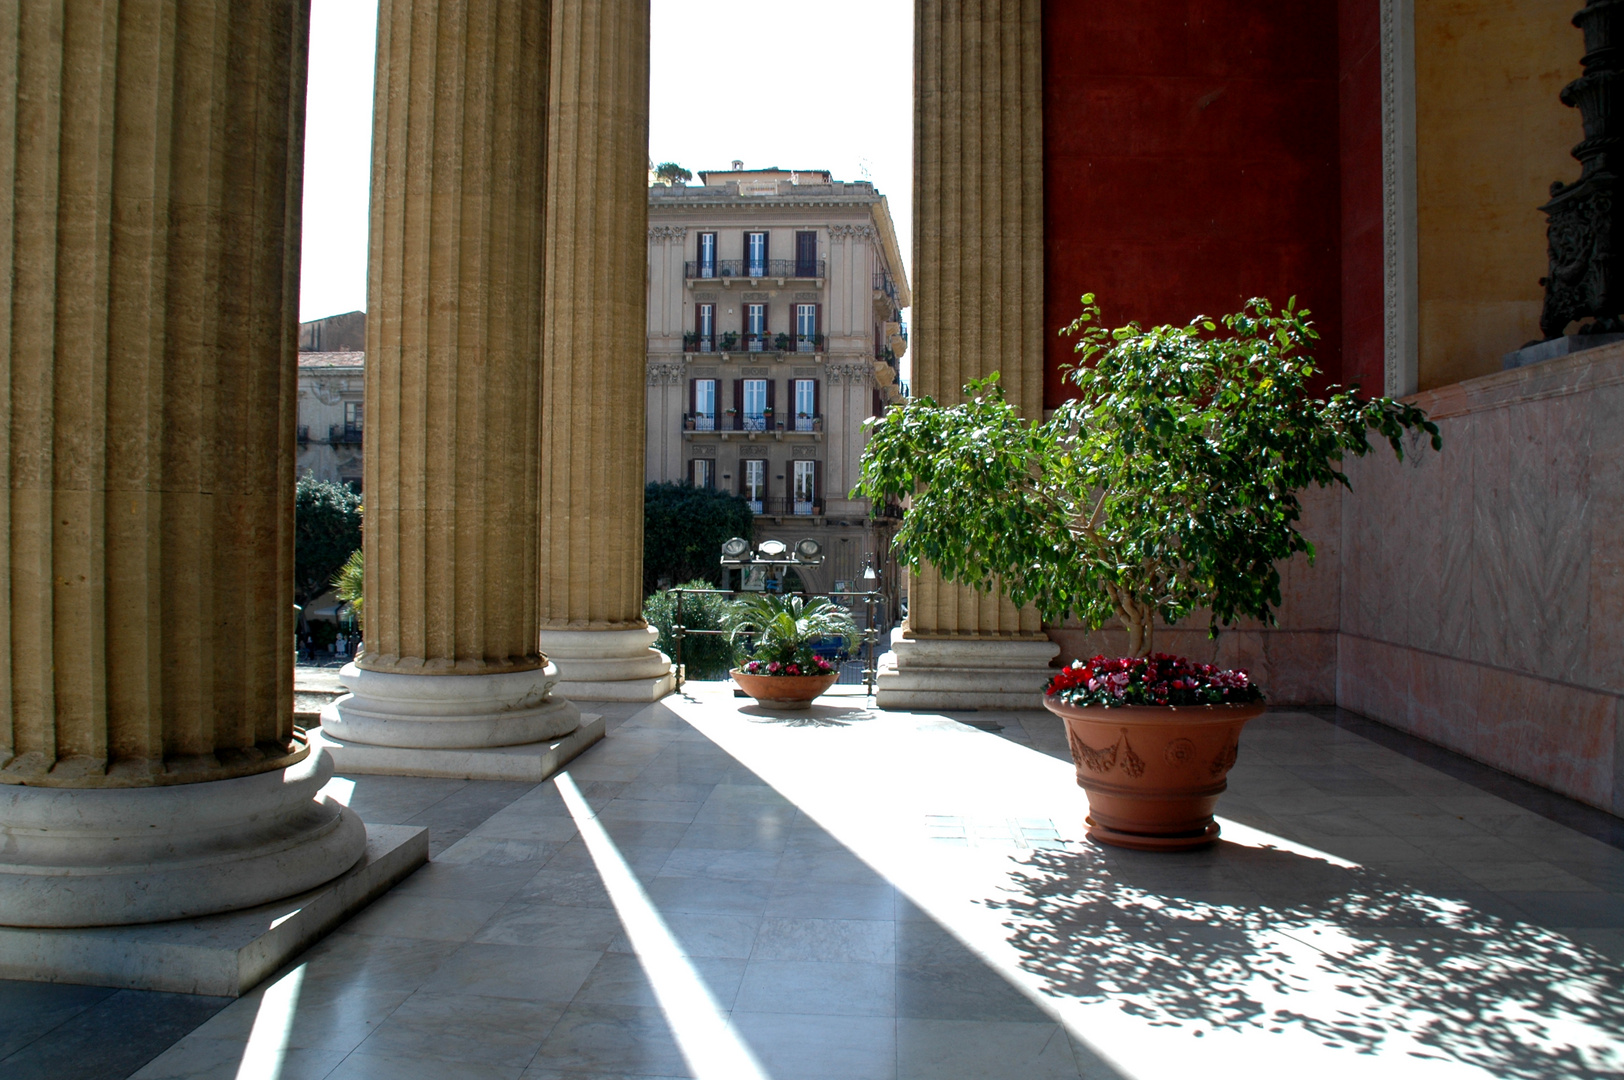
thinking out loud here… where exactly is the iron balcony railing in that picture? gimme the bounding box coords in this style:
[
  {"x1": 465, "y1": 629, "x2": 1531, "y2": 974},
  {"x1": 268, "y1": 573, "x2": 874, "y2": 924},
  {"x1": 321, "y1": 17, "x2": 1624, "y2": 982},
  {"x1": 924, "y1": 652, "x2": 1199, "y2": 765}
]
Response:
[
  {"x1": 873, "y1": 270, "x2": 898, "y2": 303},
  {"x1": 297, "y1": 425, "x2": 310, "y2": 445},
  {"x1": 329, "y1": 424, "x2": 363, "y2": 446},
  {"x1": 685, "y1": 258, "x2": 826, "y2": 280},
  {"x1": 745, "y1": 496, "x2": 822, "y2": 517},
  {"x1": 688, "y1": 412, "x2": 821, "y2": 433}
]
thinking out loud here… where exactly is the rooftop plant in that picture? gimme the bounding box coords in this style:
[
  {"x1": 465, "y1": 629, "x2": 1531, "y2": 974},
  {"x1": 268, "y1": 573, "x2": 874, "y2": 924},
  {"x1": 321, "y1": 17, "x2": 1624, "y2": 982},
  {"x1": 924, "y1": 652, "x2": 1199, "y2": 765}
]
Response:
[{"x1": 854, "y1": 294, "x2": 1441, "y2": 656}]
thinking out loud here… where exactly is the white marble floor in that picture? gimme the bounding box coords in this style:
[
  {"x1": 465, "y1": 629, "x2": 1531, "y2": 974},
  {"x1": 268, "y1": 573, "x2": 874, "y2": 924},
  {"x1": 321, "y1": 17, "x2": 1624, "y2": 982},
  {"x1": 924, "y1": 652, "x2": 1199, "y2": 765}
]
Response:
[{"x1": 73, "y1": 687, "x2": 1624, "y2": 1078}]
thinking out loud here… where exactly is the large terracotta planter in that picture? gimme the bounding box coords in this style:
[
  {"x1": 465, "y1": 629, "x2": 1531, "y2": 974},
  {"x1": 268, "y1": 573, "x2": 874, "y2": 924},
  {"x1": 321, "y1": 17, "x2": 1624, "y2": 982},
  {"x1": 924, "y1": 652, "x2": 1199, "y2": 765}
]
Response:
[
  {"x1": 730, "y1": 669, "x2": 839, "y2": 710},
  {"x1": 1043, "y1": 696, "x2": 1266, "y2": 851}
]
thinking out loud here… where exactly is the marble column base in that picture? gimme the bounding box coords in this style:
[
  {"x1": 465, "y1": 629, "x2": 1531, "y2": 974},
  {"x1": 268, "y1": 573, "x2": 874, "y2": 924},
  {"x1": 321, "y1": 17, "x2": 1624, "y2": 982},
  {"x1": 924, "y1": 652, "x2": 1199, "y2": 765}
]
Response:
[
  {"x1": 539, "y1": 626, "x2": 675, "y2": 702},
  {"x1": 0, "y1": 744, "x2": 366, "y2": 928},
  {"x1": 323, "y1": 662, "x2": 582, "y2": 748},
  {"x1": 0, "y1": 822, "x2": 426, "y2": 996},
  {"x1": 309, "y1": 714, "x2": 605, "y2": 782},
  {"x1": 875, "y1": 627, "x2": 1060, "y2": 711}
]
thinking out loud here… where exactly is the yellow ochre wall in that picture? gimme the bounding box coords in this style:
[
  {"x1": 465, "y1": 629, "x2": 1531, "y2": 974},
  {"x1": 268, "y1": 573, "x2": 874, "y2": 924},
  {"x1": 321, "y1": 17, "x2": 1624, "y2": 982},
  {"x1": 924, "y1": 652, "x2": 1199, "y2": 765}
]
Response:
[{"x1": 1415, "y1": 0, "x2": 1584, "y2": 389}]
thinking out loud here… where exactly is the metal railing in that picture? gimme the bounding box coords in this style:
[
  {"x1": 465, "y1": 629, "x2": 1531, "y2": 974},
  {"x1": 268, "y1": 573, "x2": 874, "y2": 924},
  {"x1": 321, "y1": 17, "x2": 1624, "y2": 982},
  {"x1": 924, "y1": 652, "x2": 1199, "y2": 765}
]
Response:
[
  {"x1": 689, "y1": 413, "x2": 822, "y2": 433},
  {"x1": 666, "y1": 586, "x2": 885, "y2": 695},
  {"x1": 686, "y1": 259, "x2": 826, "y2": 280},
  {"x1": 749, "y1": 496, "x2": 822, "y2": 517},
  {"x1": 329, "y1": 424, "x2": 363, "y2": 446}
]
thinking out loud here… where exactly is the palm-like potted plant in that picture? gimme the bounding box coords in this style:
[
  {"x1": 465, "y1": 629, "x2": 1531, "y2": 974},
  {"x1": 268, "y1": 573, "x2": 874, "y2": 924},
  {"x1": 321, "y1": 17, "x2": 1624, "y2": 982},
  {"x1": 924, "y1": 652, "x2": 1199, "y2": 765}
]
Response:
[
  {"x1": 855, "y1": 294, "x2": 1441, "y2": 849},
  {"x1": 725, "y1": 593, "x2": 856, "y2": 709}
]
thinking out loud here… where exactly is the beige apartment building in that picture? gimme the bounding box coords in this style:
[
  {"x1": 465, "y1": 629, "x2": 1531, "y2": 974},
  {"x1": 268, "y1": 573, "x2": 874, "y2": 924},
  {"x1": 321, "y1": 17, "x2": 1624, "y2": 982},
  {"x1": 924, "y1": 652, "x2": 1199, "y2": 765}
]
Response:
[
  {"x1": 646, "y1": 165, "x2": 911, "y2": 602},
  {"x1": 295, "y1": 348, "x2": 365, "y2": 490}
]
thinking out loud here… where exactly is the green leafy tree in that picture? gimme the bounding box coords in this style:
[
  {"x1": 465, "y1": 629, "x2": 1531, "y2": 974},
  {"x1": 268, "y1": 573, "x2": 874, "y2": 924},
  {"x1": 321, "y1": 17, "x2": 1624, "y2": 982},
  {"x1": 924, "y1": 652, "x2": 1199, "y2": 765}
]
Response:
[
  {"x1": 653, "y1": 161, "x2": 692, "y2": 186},
  {"x1": 723, "y1": 594, "x2": 856, "y2": 667},
  {"x1": 854, "y1": 294, "x2": 1442, "y2": 657},
  {"x1": 294, "y1": 474, "x2": 362, "y2": 606},
  {"x1": 643, "y1": 482, "x2": 753, "y2": 594},
  {"x1": 644, "y1": 581, "x2": 737, "y2": 679}
]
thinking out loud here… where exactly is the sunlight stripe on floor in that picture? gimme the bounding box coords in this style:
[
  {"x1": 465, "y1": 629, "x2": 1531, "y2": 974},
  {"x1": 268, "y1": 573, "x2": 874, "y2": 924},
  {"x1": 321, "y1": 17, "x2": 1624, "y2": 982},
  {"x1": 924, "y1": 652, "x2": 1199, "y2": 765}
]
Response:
[
  {"x1": 556, "y1": 771, "x2": 771, "y2": 1080},
  {"x1": 233, "y1": 964, "x2": 305, "y2": 1080}
]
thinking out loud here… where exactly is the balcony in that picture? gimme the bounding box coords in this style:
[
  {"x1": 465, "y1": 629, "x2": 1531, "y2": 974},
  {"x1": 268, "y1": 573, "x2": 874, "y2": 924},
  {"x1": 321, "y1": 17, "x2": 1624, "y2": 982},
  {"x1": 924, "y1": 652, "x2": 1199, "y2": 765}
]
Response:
[
  {"x1": 685, "y1": 258, "x2": 826, "y2": 281},
  {"x1": 685, "y1": 413, "x2": 822, "y2": 438},
  {"x1": 683, "y1": 334, "x2": 717, "y2": 353},
  {"x1": 297, "y1": 425, "x2": 310, "y2": 445},
  {"x1": 329, "y1": 424, "x2": 363, "y2": 446},
  {"x1": 749, "y1": 495, "x2": 822, "y2": 518}
]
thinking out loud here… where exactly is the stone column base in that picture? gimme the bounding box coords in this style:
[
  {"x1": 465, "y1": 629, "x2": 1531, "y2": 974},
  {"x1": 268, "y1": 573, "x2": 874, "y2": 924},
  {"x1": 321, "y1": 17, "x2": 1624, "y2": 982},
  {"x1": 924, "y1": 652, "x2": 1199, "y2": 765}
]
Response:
[
  {"x1": 0, "y1": 822, "x2": 426, "y2": 996},
  {"x1": 323, "y1": 663, "x2": 582, "y2": 748},
  {"x1": 539, "y1": 626, "x2": 675, "y2": 702},
  {"x1": 875, "y1": 627, "x2": 1060, "y2": 711},
  {"x1": 0, "y1": 744, "x2": 366, "y2": 928},
  {"x1": 309, "y1": 714, "x2": 605, "y2": 783}
]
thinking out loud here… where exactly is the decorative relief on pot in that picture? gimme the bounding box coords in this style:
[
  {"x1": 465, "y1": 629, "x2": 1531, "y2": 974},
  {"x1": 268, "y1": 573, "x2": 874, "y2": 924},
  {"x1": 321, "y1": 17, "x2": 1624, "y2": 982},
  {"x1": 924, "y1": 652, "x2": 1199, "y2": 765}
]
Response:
[
  {"x1": 1209, "y1": 741, "x2": 1239, "y2": 777},
  {"x1": 1164, "y1": 738, "x2": 1197, "y2": 766},
  {"x1": 1066, "y1": 727, "x2": 1145, "y2": 779}
]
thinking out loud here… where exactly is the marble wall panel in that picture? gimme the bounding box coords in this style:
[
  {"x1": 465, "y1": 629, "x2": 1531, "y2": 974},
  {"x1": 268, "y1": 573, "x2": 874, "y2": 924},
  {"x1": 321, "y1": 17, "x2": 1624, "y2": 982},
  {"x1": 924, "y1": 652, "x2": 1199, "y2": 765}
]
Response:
[
  {"x1": 1404, "y1": 648, "x2": 1482, "y2": 753},
  {"x1": 1469, "y1": 395, "x2": 1593, "y2": 684},
  {"x1": 1335, "y1": 634, "x2": 1411, "y2": 726},
  {"x1": 1468, "y1": 666, "x2": 1616, "y2": 810},
  {"x1": 1589, "y1": 384, "x2": 1624, "y2": 695}
]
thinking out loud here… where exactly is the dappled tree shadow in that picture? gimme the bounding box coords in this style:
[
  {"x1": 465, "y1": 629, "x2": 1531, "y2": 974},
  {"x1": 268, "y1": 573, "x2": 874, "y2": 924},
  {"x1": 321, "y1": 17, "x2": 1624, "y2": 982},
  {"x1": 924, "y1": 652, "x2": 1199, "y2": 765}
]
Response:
[
  {"x1": 984, "y1": 842, "x2": 1624, "y2": 1078},
  {"x1": 741, "y1": 703, "x2": 877, "y2": 728}
]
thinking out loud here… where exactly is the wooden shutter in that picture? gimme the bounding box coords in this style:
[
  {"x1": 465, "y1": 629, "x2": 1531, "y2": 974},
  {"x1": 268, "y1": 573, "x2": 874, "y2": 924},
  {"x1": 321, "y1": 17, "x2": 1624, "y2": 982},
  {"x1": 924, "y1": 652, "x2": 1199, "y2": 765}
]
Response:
[
  {"x1": 733, "y1": 379, "x2": 743, "y2": 429},
  {"x1": 813, "y1": 460, "x2": 823, "y2": 508},
  {"x1": 767, "y1": 378, "x2": 776, "y2": 420},
  {"x1": 689, "y1": 378, "x2": 697, "y2": 416},
  {"x1": 814, "y1": 303, "x2": 822, "y2": 343},
  {"x1": 813, "y1": 379, "x2": 821, "y2": 420}
]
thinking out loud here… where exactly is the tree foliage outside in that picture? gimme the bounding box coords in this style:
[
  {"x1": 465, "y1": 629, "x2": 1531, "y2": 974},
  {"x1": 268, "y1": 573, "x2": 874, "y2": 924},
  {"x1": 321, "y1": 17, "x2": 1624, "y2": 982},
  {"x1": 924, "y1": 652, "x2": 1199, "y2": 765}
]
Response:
[
  {"x1": 334, "y1": 549, "x2": 364, "y2": 633},
  {"x1": 643, "y1": 482, "x2": 753, "y2": 594},
  {"x1": 644, "y1": 581, "x2": 737, "y2": 679},
  {"x1": 653, "y1": 161, "x2": 692, "y2": 186},
  {"x1": 723, "y1": 593, "x2": 856, "y2": 668},
  {"x1": 295, "y1": 474, "x2": 362, "y2": 606},
  {"x1": 854, "y1": 294, "x2": 1442, "y2": 657}
]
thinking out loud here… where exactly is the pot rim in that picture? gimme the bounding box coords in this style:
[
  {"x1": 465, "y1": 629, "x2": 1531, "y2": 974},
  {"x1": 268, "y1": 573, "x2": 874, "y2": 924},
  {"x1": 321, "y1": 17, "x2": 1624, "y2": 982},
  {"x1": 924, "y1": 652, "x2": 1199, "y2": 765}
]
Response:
[{"x1": 1043, "y1": 697, "x2": 1266, "y2": 719}]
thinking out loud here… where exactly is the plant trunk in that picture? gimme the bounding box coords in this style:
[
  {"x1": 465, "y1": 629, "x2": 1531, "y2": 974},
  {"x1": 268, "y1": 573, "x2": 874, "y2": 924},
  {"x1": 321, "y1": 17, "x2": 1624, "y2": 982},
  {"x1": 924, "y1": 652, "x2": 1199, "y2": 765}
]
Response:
[{"x1": 1120, "y1": 606, "x2": 1153, "y2": 658}]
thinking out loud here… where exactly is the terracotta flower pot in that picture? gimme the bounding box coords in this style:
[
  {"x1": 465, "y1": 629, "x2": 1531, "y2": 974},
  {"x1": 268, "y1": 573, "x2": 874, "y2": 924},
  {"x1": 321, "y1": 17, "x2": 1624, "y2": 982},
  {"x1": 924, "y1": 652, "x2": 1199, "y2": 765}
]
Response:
[
  {"x1": 730, "y1": 669, "x2": 839, "y2": 710},
  {"x1": 1043, "y1": 697, "x2": 1266, "y2": 851}
]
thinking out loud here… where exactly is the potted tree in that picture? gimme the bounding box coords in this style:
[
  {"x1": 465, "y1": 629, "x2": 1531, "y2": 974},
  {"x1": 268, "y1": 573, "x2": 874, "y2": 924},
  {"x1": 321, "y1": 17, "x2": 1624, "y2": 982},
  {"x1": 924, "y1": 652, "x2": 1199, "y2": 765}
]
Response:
[
  {"x1": 855, "y1": 294, "x2": 1440, "y2": 849},
  {"x1": 725, "y1": 594, "x2": 855, "y2": 709}
]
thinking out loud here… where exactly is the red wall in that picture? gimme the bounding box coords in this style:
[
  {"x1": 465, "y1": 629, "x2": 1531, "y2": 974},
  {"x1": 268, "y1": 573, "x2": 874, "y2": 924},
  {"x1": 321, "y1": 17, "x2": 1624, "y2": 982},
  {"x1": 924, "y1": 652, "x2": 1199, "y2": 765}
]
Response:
[
  {"x1": 1338, "y1": 0, "x2": 1386, "y2": 393},
  {"x1": 1042, "y1": 1, "x2": 1350, "y2": 407}
]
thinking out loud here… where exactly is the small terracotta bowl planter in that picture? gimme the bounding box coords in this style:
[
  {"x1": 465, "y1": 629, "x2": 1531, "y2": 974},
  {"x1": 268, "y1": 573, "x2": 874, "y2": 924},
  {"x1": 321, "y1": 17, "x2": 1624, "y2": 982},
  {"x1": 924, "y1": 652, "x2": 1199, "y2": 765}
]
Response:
[
  {"x1": 1045, "y1": 698, "x2": 1265, "y2": 850},
  {"x1": 731, "y1": 669, "x2": 839, "y2": 710}
]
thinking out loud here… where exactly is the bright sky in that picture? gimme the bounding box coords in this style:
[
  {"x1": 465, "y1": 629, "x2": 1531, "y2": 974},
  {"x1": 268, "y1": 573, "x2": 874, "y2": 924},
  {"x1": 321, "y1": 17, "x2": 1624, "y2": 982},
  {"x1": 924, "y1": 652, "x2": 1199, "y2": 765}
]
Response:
[{"x1": 297, "y1": 0, "x2": 914, "y2": 324}]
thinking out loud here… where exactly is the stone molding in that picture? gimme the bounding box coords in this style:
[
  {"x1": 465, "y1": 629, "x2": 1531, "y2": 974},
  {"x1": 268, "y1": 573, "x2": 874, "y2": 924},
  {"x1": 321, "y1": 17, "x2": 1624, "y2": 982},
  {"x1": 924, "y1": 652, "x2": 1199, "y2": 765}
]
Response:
[
  {"x1": 1381, "y1": 0, "x2": 1420, "y2": 397},
  {"x1": 647, "y1": 361, "x2": 684, "y2": 385},
  {"x1": 829, "y1": 224, "x2": 877, "y2": 239},
  {"x1": 648, "y1": 225, "x2": 688, "y2": 242},
  {"x1": 828, "y1": 361, "x2": 874, "y2": 385}
]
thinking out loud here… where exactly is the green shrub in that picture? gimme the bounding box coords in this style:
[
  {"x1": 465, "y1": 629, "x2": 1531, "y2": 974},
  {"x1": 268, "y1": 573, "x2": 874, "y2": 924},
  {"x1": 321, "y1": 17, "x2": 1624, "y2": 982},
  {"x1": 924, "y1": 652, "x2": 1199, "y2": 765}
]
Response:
[
  {"x1": 295, "y1": 474, "x2": 362, "y2": 605},
  {"x1": 644, "y1": 581, "x2": 737, "y2": 680},
  {"x1": 643, "y1": 482, "x2": 753, "y2": 594},
  {"x1": 333, "y1": 548, "x2": 363, "y2": 633},
  {"x1": 307, "y1": 619, "x2": 339, "y2": 649}
]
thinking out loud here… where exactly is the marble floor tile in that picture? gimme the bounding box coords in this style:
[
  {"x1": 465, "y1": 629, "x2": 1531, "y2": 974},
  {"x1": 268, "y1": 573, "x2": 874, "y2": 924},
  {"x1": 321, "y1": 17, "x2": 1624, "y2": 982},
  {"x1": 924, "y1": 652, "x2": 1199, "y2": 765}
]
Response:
[
  {"x1": 657, "y1": 846, "x2": 782, "y2": 881},
  {"x1": 475, "y1": 902, "x2": 627, "y2": 951},
  {"x1": 896, "y1": 1018, "x2": 1082, "y2": 1080},
  {"x1": 750, "y1": 917, "x2": 895, "y2": 964},
  {"x1": 642, "y1": 875, "x2": 774, "y2": 917},
  {"x1": 764, "y1": 879, "x2": 897, "y2": 920},
  {"x1": 334, "y1": 894, "x2": 504, "y2": 942},
  {"x1": 386, "y1": 860, "x2": 543, "y2": 904},
  {"x1": 355, "y1": 991, "x2": 563, "y2": 1067},
  {"x1": 129, "y1": 1037, "x2": 347, "y2": 1080},
  {"x1": 895, "y1": 961, "x2": 1052, "y2": 1022},
  {"x1": 419, "y1": 943, "x2": 602, "y2": 1003},
  {"x1": 607, "y1": 913, "x2": 763, "y2": 960},
  {"x1": 327, "y1": 1049, "x2": 526, "y2": 1080},
  {"x1": 0, "y1": 980, "x2": 114, "y2": 1059},
  {"x1": 733, "y1": 959, "x2": 895, "y2": 1016},
  {"x1": 573, "y1": 951, "x2": 746, "y2": 1011},
  {"x1": 3, "y1": 989, "x2": 232, "y2": 1080},
  {"x1": 728, "y1": 1010, "x2": 896, "y2": 1080},
  {"x1": 517, "y1": 867, "x2": 617, "y2": 908},
  {"x1": 531, "y1": 1001, "x2": 695, "y2": 1077}
]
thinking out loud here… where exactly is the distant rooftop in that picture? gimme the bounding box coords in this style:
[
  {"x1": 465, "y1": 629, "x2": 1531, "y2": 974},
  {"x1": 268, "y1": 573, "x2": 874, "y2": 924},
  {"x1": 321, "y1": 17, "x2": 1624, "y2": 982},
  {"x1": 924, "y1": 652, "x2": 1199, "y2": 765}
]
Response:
[
  {"x1": 695, "y1": 166, "x2": 833, "y2": 185},
  {"x1": 298, "y1": 351, "x2": 364, "y2": 368}
]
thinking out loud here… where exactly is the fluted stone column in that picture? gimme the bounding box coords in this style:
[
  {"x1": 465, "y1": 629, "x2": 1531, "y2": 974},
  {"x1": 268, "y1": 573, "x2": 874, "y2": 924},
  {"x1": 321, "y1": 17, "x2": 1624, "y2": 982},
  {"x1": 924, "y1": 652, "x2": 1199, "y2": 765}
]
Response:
[
  {"x1": 321, "y1": 0, "x2": 593, "y2": 771},
  {"x1": 876, "y1": 0, "x2": 1058, "y2": 710},
  {"x1": 536, "y1": 0, "x2": 673, "y2": 702},
  {"x1": 0, "y1": 0, "x2": 366, "y2": 926}
]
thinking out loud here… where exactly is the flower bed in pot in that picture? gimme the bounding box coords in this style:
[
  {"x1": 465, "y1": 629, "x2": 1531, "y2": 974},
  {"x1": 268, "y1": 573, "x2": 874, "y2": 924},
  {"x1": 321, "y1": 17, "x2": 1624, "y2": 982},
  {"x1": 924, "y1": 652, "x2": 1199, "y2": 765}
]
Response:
[
  {"x1": 1045, "y1": 655, "x2": 1264, "y2": 850},
  {"x1": 730, "y1": 657, "x2": 838, "y2": 709}
]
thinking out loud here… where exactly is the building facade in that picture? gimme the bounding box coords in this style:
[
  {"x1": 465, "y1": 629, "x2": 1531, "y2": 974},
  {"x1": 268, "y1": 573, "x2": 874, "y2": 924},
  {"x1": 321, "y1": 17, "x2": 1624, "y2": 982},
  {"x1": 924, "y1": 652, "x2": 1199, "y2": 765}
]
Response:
[
  {"x1": 645, "y1": 167, "x2": 910, "y2": 602},
  {"x1": 295, "y1": 350, "x2": 365, "y2": 489}
]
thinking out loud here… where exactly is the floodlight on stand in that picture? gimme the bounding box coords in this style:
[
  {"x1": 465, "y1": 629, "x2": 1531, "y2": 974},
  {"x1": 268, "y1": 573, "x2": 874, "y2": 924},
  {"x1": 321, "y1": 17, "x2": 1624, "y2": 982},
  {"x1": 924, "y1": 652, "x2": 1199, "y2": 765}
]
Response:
[
  {"x1": 756, "y1": 538, "x2": 788, "y2": 559},
  {"x1": 719, "y1": 536, "x2": 752, "y2": 563},
  {"x1": 794, "y1": 538, "x2": 823, "y2": 563}
]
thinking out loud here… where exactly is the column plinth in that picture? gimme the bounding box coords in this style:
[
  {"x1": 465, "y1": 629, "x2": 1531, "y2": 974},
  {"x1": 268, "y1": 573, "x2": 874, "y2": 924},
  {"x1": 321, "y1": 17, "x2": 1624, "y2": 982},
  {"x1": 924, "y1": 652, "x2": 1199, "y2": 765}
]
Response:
[
  {"x1": 536, "y1": 0, "x2": 673, "y2": 702},
  {"x1": 324, "y1": 663, "x2": 580, "y2": 749},
  {"x1": 0, "y1": 0, "x2": 367, "y2": 927}
]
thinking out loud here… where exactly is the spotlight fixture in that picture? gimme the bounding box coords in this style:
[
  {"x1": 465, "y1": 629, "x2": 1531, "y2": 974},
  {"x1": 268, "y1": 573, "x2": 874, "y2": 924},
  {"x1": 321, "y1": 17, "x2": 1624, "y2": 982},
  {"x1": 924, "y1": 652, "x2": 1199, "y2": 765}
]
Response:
[
  {"x1": 756, "y1": 538, "x2": 788, "y2": 559},
  {"x1": 794, "y1": 538, "x2": 823, "y2": 562},
  {"x1": 719, "y1": 536, "x2": 752, "y2": 561}
]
